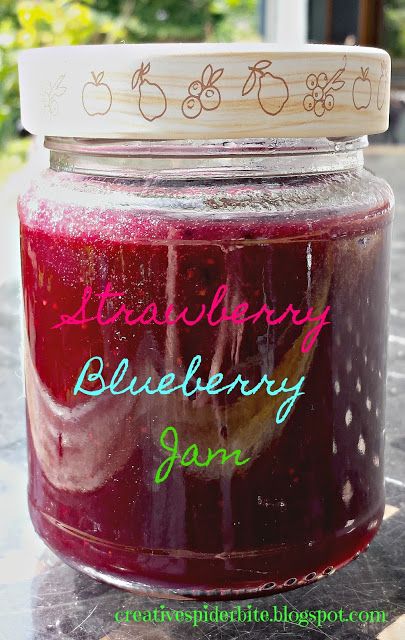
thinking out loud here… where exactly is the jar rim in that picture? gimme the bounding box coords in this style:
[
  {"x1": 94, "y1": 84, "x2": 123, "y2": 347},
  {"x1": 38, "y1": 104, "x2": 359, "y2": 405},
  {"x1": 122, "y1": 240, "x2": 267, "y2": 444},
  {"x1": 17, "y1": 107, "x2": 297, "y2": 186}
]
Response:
[
  {"x1": 47, "y1": 136, "x2": 366, "y2": 179},
  {"x1": 45, "y1": 135, "x2": 368, "y2": 157}
]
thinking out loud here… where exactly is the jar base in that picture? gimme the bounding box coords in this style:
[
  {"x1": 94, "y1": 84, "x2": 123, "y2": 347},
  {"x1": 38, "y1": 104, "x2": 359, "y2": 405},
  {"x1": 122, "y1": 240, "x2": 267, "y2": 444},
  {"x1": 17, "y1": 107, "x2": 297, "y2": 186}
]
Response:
[
  {"x1": 30, "y1": 503, "x2": 384, "y2": 601},
  {"x1": 54, "y1": 548, "x2": 369, "y2": 600}
]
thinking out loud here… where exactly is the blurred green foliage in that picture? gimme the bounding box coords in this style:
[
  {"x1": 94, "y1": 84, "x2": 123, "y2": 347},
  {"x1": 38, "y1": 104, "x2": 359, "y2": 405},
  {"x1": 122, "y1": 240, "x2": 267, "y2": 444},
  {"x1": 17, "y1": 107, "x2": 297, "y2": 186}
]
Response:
[
  {"x1": 0, "y1": 0, "x2": 258, "y2": 144},
  {"x1": 384, "y1": 0, "x2": 405, "y2": 57},
  {"x1": 0, "y1": 137, "x2": 31, "y2": 184}
]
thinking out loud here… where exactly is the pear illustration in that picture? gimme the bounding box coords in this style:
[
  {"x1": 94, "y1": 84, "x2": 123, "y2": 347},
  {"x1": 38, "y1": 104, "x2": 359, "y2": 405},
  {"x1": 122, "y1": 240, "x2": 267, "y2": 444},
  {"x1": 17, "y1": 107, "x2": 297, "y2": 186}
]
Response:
[
  {"x1": 377, "y1": 62, "x2": 388, "y2": 111},
  {"x1": 242, "y1": 60, "x2": 289, "y2": 116},
  {"x1": 131, "y1": 62, "x2": 167, "y2": 122}
]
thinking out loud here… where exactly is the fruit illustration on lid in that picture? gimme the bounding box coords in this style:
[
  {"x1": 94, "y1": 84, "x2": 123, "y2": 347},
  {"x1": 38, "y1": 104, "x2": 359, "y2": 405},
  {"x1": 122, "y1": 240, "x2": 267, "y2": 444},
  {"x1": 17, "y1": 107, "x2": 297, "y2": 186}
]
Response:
[
  {"x1": 131, "y1": 62, "x2": 167, "y2": 122},
  {"x1": 242, "y1": 60, "x2": 289, "y2": 116},
  {"x1": 182, "y1": 64, "x2": 223, "y2": 119},
  {"x1": 43, "y1": 74, "x2": 67, "y2": 117},
  {"x1": 352, "y1": 67, "x2": 372, "y2": 110},
  {"x1": 82, "y1": 71, "x2": 112, "y2": 116},
  {"x1": 377, "y1": 62, "x2": 388, "y2": 111},
  {"x1": 303, "y1": 59, "x2": 346, "y2": 118}
]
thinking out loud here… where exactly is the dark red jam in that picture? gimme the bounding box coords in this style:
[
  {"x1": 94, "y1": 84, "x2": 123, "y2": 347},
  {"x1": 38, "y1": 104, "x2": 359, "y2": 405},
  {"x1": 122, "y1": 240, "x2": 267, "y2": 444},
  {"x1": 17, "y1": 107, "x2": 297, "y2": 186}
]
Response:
[{"x1": 19, "y1": 164, "x2": 393, "y2": 598}]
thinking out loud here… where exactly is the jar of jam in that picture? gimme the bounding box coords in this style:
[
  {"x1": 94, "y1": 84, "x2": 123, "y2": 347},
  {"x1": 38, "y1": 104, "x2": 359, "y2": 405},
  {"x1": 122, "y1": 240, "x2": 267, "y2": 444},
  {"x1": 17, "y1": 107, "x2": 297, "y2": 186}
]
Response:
[{"x1": 18, "y1": 44, "x2": 393, "y2": 598}]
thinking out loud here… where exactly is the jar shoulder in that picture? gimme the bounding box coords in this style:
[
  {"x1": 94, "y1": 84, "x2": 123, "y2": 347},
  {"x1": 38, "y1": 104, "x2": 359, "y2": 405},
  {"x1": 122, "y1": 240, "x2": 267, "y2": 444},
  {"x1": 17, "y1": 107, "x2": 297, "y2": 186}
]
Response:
[{"x1": 18, "y1": 167, "x2": 394, "y2": 243}]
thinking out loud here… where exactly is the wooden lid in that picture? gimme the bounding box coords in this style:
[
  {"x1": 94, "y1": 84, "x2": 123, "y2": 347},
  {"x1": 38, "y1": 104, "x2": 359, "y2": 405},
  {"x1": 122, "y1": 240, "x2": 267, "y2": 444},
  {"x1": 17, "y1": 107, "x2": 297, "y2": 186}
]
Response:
[{"x1": 18, "y1": 43, "x2": 391, "y2": 139}]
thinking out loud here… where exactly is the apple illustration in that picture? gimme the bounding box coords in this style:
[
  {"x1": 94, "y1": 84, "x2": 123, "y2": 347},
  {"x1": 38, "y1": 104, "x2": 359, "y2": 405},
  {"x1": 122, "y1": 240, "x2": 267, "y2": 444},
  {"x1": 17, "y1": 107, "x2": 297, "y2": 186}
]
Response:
[
  {"x1": 82, "y1": 71, "x2": 112, "y2": 116},
  {"x1": 352, "y1": 67, "x2": 372, "y2": 110},
  {"x1": 242, "y1": 60, "x2": 289, "y2": 116}
]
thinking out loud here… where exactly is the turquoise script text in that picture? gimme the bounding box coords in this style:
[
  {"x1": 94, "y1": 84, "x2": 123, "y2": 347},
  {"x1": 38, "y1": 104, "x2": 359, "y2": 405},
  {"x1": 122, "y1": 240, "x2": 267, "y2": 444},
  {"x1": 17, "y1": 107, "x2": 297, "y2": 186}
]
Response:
[{"x1": 74, "y1": 354, "x2": 305, "y2": 425}]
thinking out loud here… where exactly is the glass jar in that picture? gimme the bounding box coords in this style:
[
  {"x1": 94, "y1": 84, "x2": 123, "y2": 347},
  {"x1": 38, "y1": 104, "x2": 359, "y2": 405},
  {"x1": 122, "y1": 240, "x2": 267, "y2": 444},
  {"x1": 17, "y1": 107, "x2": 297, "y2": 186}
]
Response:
[{"x1": 18, "y1": 44, "x2": 393, "y2": 599}]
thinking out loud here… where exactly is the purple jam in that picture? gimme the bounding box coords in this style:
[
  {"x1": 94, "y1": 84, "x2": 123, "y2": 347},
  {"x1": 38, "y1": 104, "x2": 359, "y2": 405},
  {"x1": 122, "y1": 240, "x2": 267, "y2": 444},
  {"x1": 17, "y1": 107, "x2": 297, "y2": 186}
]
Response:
[{"x1": 19, "y1": 166, "x2": 393, "y2": 598}]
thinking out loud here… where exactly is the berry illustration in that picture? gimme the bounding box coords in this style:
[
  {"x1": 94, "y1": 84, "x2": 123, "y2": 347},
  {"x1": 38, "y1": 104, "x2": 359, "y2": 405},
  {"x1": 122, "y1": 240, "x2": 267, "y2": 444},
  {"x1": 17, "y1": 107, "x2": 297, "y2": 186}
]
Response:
[
  {"x1": 200, "y1": 86, "x2": 221, "y2": 110},
  {"x1": 303, "y1": 94, "x2": 315, "y2": 112},
  {"x1": 303, "y1": 58, "x2": 346, "y2": 118},
  {"x1": 306, "y1": 74, "x2": 317, "y2": 90},
  {"x1": 182, "y1": 64, "x2": 223, "y2": 119},
  {"x1": 182, "y1": 96, "x2": 203, "y2": 119},
  {"x1": 82, "y1": 71, "x2": 112, "y2": 116},
  {"x1": 131, "y1": 62, "x2": 167, "y2": 122},
  {"x1": 242, "y1": 60, "x2": 289, "y2": 116},
  {"x1": 189, "y1": 80, "x2": 203, "y2": 97},
  {"x1": 313, "y1": 86, "x2": 324, "y2": 101},
  {"x1": 314, "y1": 100, "x2": 325, "y2": 117},
  {"x1": 352, "y1": 67, "x2": 372, "y2": 110}
]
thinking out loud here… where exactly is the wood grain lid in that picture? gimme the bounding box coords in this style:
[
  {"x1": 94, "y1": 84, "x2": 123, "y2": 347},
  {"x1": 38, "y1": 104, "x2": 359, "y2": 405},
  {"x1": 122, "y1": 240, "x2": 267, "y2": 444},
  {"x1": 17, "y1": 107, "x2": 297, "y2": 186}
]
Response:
[{"x1": 18, "y1": 43, "x2": 391, "y2": 139}]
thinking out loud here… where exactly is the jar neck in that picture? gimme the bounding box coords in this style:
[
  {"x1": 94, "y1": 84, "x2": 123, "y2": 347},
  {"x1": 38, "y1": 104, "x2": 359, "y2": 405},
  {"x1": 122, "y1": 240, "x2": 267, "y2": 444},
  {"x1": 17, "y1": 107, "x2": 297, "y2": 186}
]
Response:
[{"x1": 46, "y1": 136, "x2": 367, "y2": 180}]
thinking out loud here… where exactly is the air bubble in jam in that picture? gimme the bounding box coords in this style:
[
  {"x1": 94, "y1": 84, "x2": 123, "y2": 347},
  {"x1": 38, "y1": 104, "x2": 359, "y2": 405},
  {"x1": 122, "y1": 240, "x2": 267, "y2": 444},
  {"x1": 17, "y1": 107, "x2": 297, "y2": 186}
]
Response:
[
  {"x1": 284, "y1": 577, "x2": 297, "y2": 586},
  {"x1": 262, "y1": 582, "x2": 276, "y2": 590},
  {"x1": 304, "y1": 572, "x2": 317, "y2": 581}
]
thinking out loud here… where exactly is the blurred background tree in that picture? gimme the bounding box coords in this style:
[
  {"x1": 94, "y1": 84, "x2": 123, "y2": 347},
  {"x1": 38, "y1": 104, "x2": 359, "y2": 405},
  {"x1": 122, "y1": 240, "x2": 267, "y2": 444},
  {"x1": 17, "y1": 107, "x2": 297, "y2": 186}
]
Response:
[
  {"x1": 0, "y1": 0, "x2": 258, "y2": 147},
  {"x1": 384, "y1": 0, "x2": 405, "y2": 57}
]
